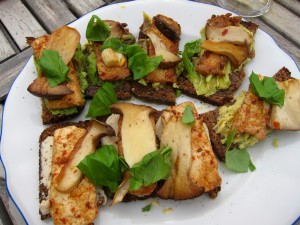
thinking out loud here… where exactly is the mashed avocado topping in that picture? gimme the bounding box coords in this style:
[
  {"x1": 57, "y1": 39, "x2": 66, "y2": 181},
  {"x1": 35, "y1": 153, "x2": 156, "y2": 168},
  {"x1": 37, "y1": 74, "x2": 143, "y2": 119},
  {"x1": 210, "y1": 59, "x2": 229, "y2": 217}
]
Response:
[{"x1": 214, "y1": 91, "x2": 259, "y2": 149}]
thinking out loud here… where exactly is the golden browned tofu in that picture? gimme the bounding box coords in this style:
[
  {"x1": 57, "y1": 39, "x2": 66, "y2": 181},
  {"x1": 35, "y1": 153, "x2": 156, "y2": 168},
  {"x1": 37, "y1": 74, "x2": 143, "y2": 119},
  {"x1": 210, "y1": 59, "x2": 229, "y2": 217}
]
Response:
[
  {"x1": 145, "y1": 67, "x2": 177, "y2": 83},
  {"x1": 94, "y1": 43, "x2": 131, "y2": 81},
  {"x1": 47, "y1": 62, "x2": 85, "y2": 110},
  {"x1": 232, "y1": 89, "x2": 271, "y2": 141},
  {"x1": 49, "y1": 126, "x2": 98, "y2": 225},
  {"x1": 196, "y1": 51, "x2": 228, "y2": 76}
]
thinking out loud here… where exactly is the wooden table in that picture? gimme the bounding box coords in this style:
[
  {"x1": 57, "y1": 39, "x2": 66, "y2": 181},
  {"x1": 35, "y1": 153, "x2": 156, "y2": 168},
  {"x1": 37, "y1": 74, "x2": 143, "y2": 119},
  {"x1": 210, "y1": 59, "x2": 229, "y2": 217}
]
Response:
[{"x1": 0, "y1": 0, "x2": 299, "y2": 224}]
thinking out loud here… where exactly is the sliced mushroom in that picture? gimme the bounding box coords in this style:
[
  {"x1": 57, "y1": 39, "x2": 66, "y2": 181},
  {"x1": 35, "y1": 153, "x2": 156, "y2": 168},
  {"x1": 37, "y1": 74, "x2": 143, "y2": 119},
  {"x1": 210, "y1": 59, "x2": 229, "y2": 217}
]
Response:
[
  {"x1": 54, "y1": 120, "x2": 115, "y2": 192},
  {"x1": 48, "y1": 26, "x2": 80, "y2": 65},
  {"x1": 109, "y1": 103, "x2": 158, "y2": 204},
  {"x1": 269, "y1": 79, "x2": 300, "y2": 130},
  {"x1": 27, "y1": 77, "x2": 73, "y2": 100},
  {"x1": 146, "y1": 27, "x2": 181, "y2": 67},
  {"x1": 206, "y1": 25, "x2": 253, "y2": 45},
  {"x1": 153, "y1": 14, "x2": 181, "y2": 41},
  {"x1": 110, "y1": 102, "x2": 157, "y2": 167},
  {"x1": 201, "y1": 40, "x2": 248, "y2": 66},
  {"x1": 104, "y1": 20, "x2": 126, "y2": 40},
  {"x1": 157, "y1": 102, "x2": 222, "y2": 200}
]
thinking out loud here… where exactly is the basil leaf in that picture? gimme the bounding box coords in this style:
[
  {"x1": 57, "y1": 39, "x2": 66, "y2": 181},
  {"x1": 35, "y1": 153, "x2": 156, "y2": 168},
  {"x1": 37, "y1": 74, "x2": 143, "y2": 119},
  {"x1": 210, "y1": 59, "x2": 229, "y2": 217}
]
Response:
[
  {"x1": 38, "y1": 50, "x2": 70, "y2": 87},
  {"x1": 226, "y1": 129, "x2": 236, "y2": 151},
  {"x1": 182, "y1": 39, "x2": 201, "y2": 74},
  {"x1": 142, "y1": 203, "x2": 152, "y2": 212},
  {"x1": 86, "y1": 15, "x2": 111, "y2": 42},
  {"x1": 129, "y1": 146, "x2": 172, "y2": 191},
  {"x1": 77, "y1": 145, "x2": 122, "y2": 192},
  {"x1": 249, "y1": 160, "x2": 256, "y2": 172},
  {"x1": 249, "y1": 72, "x2": 285, "y2": 107},
  {"x1": 129, "y1": 52, "x2": 163, "y2": 80},
  {"x1": 86, "y1": 82, "x2": 117, "y2": 117},
  {"x1": 101, "y1": 38, "x2": 162, "y2": 80},
  {"x1": 87, "y1": 52, "x2": 102, "y2": 86},
  {"x1": 225, "y1": 148, "x2": 255, "y2": 173},
  {"x1": 182, "y1": 105, "x2": 195, "y2": 124}
]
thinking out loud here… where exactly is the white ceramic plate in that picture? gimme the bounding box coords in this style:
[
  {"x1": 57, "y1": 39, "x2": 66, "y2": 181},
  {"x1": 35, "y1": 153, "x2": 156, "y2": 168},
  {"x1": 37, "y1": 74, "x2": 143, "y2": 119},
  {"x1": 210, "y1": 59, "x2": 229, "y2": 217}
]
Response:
[{"x1": 1, "y1": 0, "x2": 300, "y2": 224}]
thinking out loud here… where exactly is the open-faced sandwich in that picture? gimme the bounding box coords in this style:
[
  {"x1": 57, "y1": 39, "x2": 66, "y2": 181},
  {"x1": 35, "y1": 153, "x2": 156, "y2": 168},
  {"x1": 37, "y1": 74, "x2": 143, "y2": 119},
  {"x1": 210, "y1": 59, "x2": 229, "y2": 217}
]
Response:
[
  {"x1": 178, "y1": 13, "x2": 259, "y2": 106},
  {"x1": 130, "y1": 13, "x2": 182, "y2": 105},
  {"x1": 201, "y1": 67, "x2": 300, "y2": 165},
  {"x1": 83, "y1": 15, "x2": 136, "y2": 100},
  {"x1": 27, "y1": 26, "x2": 87, "y2": 124},
  {"x1": 38, "y1": 101, "x2": 222, "y2": 224},
  {"x1": 39, "y1": 120, "x2": 114, "y2": 223}
]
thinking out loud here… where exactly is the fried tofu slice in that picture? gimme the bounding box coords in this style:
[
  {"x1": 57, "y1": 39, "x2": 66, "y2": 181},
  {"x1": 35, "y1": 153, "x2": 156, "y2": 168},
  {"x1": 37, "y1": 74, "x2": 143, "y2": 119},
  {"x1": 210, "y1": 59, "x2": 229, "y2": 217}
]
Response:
[
  {"x1": 47, "y1": 62, "x2": 84, "y2": 110},
  {"x1": 156, "y1": 102, "x2": 221, "y2": 200},
  {"x1": 232, "y1": 89, "x2": 271, "y2": 141},
  {"x1": 196, "y1": 51, "x2": 228, "y2": 76},
  {"x1": 94, "y1": 43, "x2": 131, "y2": 81},
  {"x1": 49, "y1": 126, "x2": 98, "y2": 225}
]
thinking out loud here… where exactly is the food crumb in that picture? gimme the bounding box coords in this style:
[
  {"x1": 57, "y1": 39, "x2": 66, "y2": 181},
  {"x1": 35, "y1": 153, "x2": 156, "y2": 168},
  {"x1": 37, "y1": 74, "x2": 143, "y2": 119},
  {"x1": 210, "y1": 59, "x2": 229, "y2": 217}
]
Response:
[
  {"x1": 151, "y1": 199, "x2": 160, "y2": 207},
  {"x1": 272, "y1": 138, "x2": 279, "y2": 147},
  {"x1": 163, "y1": 207, "x2": 173, "y2": 214}
]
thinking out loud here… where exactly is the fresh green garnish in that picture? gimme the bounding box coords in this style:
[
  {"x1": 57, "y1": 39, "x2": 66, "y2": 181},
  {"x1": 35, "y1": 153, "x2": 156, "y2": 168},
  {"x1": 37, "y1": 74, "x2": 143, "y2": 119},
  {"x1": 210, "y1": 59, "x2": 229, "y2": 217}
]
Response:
[
  {"x1": 249, "y1": 72, "x2": 285, "y2": 107},
  {"x1": 129, "y1": 146, "x2": 172, "y2": 191},
  {"x1": 225, "y1": 129, "x2": 255, "y2": 173},
  {"x1": 86, "y1": 82, "x2": 117, "y2": 117},
  {"x1": 77, "y1": 145, "x2": 172, "y2": 193},
  {"x1": 272, "y1": 138, "x2": 279, "y2": 147},
  {"x1": 175, "y1": 89, "x2": 182, "y2": 97},
  {"x1": 38, "y1": 50, "x2": 70, "y2": 87},
  {"x1": 182, "y1": 105, "x2": 195, "y2": 124},
  {"x1": 86, "y1": 15, "x2": 111, "y2": 42},
  {"x1": 182, "y1": 39, "x2": 201, "y2": 75},
  {"x1": 226, "y1": 148, "x2": 254, "y2": 173},
  {"x1": 142, "y1": 203, "x2": 152, "y2": 212},
  {"x1": 100, "y1": 38, "x2": 163, "y2": 80},
  {"x1": 128, "y1": 52, "x2": 163, "y2": 80},
  {"x1": 77, "y1": 145, "x2": 123, "y2": 192}
]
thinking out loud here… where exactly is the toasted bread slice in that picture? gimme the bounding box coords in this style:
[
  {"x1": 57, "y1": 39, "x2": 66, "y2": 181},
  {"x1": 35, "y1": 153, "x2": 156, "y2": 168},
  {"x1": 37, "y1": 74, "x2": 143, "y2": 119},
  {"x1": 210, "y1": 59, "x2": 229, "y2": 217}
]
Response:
[
  {"x1": 178, "y1": 14, "x2": 258, "y2": 106},
  {"x1": 201, "y1": 67, "x2": 293, "y2": 162}
]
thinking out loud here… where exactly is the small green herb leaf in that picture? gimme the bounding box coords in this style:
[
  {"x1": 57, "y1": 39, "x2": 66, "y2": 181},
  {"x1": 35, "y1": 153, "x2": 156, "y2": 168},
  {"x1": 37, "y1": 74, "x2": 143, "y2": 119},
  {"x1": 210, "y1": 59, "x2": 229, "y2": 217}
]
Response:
[
  {"x1": 77, "y1": 145, "x2": 122, "y2": 192},
  {"x1": 249, "y1": 160, "x2": 256, "y2": 172},
  {"x1": 182, "y1": 105, "x2": 195, "y2": 124},
  {"x1": 249, "y1": 72, "x2": 285, "y2": 107},
  {"x1": 225, "y1": 148, "x2": 255, "y2": 173},
  {"x1": 38, "y1": 50, "x2": 70, "y2": 87},
  {"x1": 86, "y1": 15, "x2": 111, "y2": 42},
  {"x1": 86, "y1": 82, "x2": 117, "y2": 117},
  {"x1": 142, "y1": 203, "x2": 152, "y2": 212},
  {"x1": 175, "y1": 89, "x2": 182, "y2": 97},
  {"x1": 100, "y1": 38, "x2": 163, "y2": 80},
  {"x1": 128, "y1": 52, "x2": 163, "y2": 80},
  {"x1": 226, "y1": 129, "x2": 236, "y2": 151},
  {"x1": 129, "y1": 146, "x2": 172, "y2": 191}
]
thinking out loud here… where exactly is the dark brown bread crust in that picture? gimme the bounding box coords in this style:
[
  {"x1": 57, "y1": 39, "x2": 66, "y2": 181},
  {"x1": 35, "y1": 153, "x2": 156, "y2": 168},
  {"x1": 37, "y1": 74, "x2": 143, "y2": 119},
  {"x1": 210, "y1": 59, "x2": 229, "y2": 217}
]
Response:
[
  {"x1": 39, "y1": 121, "x2": 89, "y2": 220},
  {"x1": 201, "y1": 108, "x2": 226, "y2": 161},
  {"x1": 178, "y1": 69, "x2": 245, "y2": 106},
  {"x1": 131, "y1": 81, "x2": 176, "y2": 105},
  {"x1": 201, "y1": 67, "x2": 292, "y2": 162},
  {"x1": 41, "y1": 100, "x2": 84, "y2": 125},
  {"x1": 85, "y1": 81, "x2": 132, "y2": 100}
]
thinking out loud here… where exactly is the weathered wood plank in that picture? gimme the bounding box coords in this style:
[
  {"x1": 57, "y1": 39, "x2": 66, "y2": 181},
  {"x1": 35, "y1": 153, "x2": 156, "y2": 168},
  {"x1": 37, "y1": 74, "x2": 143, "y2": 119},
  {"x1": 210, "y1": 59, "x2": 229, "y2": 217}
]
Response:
[
  {"x1": 23, "y1": 0, "x2": 76, "y2": 32},
  {"x1": 0, "y1": 48, "x2": 32, "y2": 102},
  {"x1": 0, "y1": 30, "x2": 16, "y2": 62},
  {"x1": 247, "y1": 16, "x2": 300, "y2": 69},
  {"x1": 0, "y1": 0, "x2": 45, "y2": 50},
  {"x1": 275, "y1": 0, "x2": 300, "y2": 17},
  {"x1": 262, "y1": 2, "x2": 300, "y2": 47},
  {"x1": 64, "y1": 0, "x2": 106, "y2": 17}
]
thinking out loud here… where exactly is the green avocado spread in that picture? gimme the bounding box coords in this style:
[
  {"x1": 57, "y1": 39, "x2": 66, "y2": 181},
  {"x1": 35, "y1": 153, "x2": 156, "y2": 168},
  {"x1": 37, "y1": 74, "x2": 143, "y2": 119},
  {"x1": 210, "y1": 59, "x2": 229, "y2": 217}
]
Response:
[{"x1": 214, "y1": 92, "x2": 259, "y2": 149}]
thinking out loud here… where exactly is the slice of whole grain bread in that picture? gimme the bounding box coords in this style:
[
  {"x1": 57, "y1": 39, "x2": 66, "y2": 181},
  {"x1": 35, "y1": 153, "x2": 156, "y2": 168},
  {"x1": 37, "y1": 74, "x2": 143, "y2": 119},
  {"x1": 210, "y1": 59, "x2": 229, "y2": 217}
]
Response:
[
  {"x1": 201, "y1": 67, "x2": 292, "y2": 162},
  {"x1": 38, "y1": 121, "x2": 89, "y2": 220}
]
